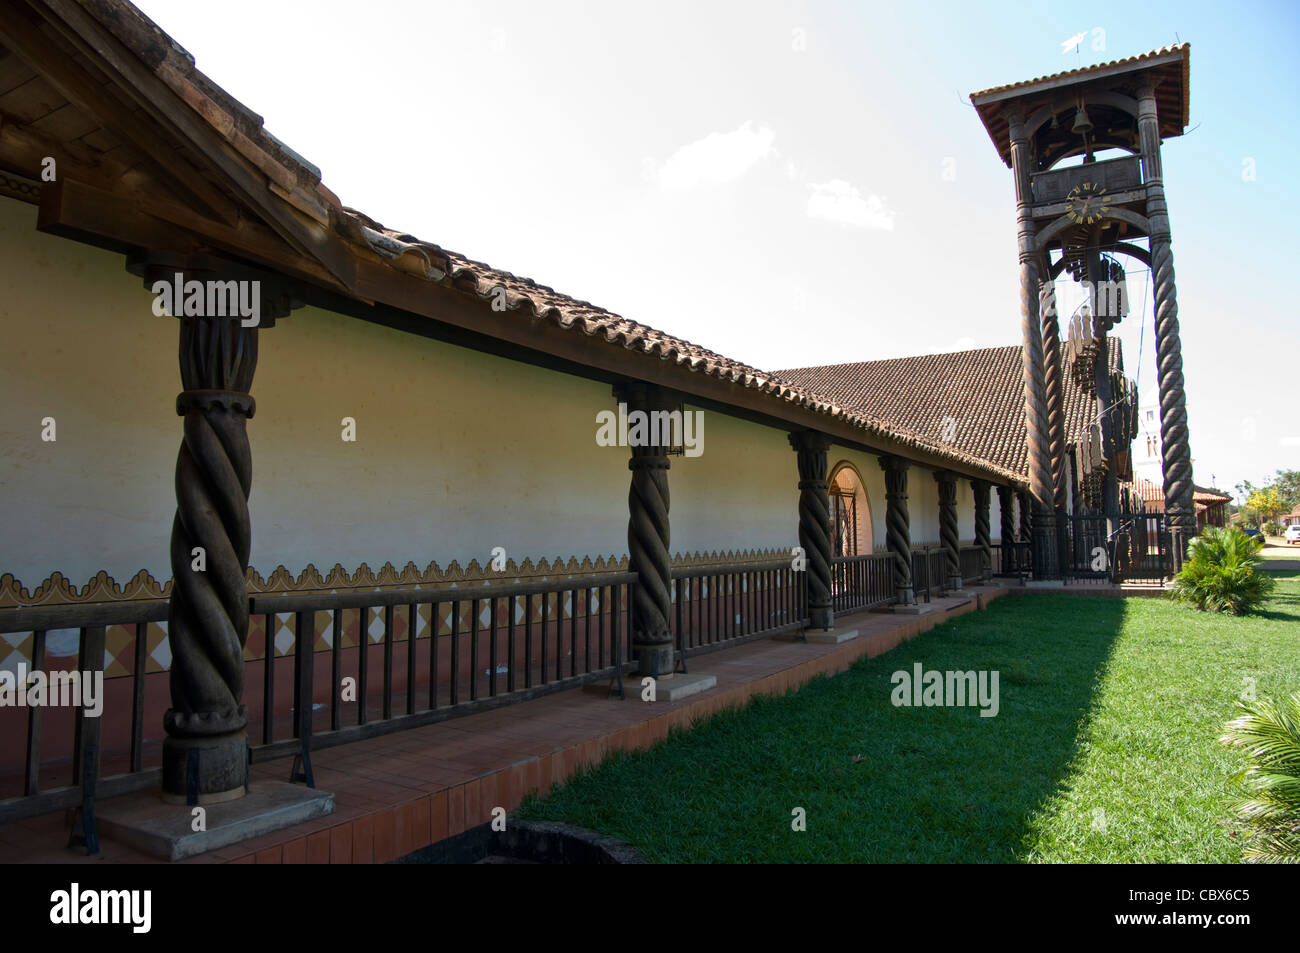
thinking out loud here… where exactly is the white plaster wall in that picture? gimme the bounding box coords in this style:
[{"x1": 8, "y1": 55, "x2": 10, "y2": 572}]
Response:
[
  {"x1": 0, "y1": 197, "x2": 799, "y2": 590},
  {"x1": 671, "y1": 410, "x2": 796, "y2": 556},
  {"x1": 0, "y1": 195, "x2": 1015, "y2": 593},
  {"x1": 911, "y1": 469, "x2": 941, "y2": 547}
]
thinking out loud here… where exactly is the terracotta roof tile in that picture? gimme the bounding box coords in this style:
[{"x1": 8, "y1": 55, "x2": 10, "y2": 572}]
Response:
[
  {"x1": 774, "y1": 343, "x2": 1122, "y2": 479},
  {"x1": 969, "y1": 44, "x2": 1189, "y2": 100}
]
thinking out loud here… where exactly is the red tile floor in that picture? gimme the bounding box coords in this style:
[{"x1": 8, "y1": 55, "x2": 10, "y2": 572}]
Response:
[{"x1": 0, "y1": 587, "x2": 1010, "y2": 864}]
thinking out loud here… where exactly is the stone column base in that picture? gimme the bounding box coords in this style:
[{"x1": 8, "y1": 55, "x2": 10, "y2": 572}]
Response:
[
  {"x1": 633, "y1": 641, "x2": 674, "y2": 678},
  {"x1": 804, "y1": 627, "x2": 859, "y2": 644},
  {"x1": 161, "y1": 732, "x2": 249, "y2": 803},
  {"x1": 99, "y1": 781, "x2": 333, "y2": 861}
]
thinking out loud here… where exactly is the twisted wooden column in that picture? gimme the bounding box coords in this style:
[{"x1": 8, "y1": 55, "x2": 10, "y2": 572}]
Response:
[
  {"x1": 935, "y1": 471, "x2": 962, "y2": 591},
  {"x1": 997, "y1": 484, "x2": 1016, "y2": 574},
  {"x1": 789, "y1": 431, "x2": 833, "y2": 630},
  {"x1": 618, "y1": 383, "x2": 674, "y2": 675},
  {"x1": 1018, "y1": 490, "x2": 1033, "y2": 543},
  {"x1": 972, "y1": 479, "x2": 991, "y2": 582},
  {"x1": 167, "y1": 274, "x2": 257, "y2": 799},
  {"x1": 878, "y1": 455, "x2": 914, "y2": 605},
  {"x1": 126, "y1": 252, "x2": 299, "y2": 800},
  {"x1": 1139, "y1": 82, "x2": 1196, "y2": 568},
  {"x1": 1040, "y1": 279, "x2": 1068, "y2": 515},
  {"x1": 1010, "y1": 113, "x2": 1058, "y2": 579}
]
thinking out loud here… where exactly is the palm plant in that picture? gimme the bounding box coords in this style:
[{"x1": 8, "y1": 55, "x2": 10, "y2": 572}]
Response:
[
  {"x1": 1170, "y1": 526, "x2": 1274, "y2": 614},
  {"x1": 1219, "y1": 692, "x2": 1300, "y2": 863}
]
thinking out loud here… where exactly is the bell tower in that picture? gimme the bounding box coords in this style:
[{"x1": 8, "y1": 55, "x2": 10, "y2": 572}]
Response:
[{"x1": 970, "y1": 44, "x2": 1195, "y2": 577}]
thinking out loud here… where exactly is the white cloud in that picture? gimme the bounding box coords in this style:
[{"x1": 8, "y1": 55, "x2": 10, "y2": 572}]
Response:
[
  {"x1": 656, "y1": 120, "x2": 776, "y2": 191},
  {"x1": 1280, "y1": 436, "x2": 1300, "y2": 447},
  {"x1": 806, "y1": 179, "x2": 896, "y2": 230}
]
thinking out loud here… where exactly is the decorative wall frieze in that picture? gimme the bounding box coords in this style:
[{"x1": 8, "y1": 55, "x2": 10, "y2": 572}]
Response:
[
  {"x1": 0, "y1": 546, "x2": 794, "y2": 609},
  {"x1": 0, "y1": 170, "x2": 41, "y2": 205}
]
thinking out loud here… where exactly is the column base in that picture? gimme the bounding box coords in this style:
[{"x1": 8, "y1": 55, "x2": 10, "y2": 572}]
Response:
[
  {"x1": 807, "y1": 605, "x2": 834, "y2": 631},
  {"x1": 633, "y1": 641, "x2": 674, "y2": 678},
  {"x1": 98, "y1": 781, "x2": 333, "y2": 861},
  {"x1": 587, "y1": 671, "x2": 717, "y2": 701},
  {"x1": 804, "y1": 627, "x2": 859, "y2": 644},
  {"x1": 161, "y1": 731, "x2": 249, "y2": 803}
]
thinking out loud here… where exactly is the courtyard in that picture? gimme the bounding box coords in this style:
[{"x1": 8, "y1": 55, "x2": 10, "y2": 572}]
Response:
[{"x1": 519, "y1": 572, "x2": 1300, "y2": 863}]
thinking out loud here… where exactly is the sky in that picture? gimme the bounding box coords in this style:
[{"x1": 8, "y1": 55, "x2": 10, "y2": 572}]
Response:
[{"x1": 133, "y1": 0, "x2": 1300, "y2": 498}]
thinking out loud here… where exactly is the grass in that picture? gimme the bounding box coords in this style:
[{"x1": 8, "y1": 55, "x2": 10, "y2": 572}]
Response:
[{"x1": 518, "y1": 571, "x2": 1300, "y2": 863}]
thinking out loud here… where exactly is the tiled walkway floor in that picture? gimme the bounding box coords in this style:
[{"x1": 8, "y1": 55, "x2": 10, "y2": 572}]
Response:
[{"x1": 0, "y1": 587, "x2": 1010, "y2": 864}]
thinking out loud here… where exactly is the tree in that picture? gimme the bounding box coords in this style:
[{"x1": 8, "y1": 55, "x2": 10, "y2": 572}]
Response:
[
  {"x1": 1247, "y1": 487, "x2": 1287, "y2": 530},
  {"x1": 1272, "y1": 469, "x2": 1300, "y2": 509}
]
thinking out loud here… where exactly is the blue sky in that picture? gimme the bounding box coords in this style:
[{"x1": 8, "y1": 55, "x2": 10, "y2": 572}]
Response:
[{"x1": 134, "y1": 0, "x2": 1300, "y2": 495}]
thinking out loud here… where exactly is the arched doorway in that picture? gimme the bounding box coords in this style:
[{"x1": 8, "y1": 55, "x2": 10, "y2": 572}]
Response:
[{"x1": 827, "y1": 461, "x2": 873, "y2": 557}]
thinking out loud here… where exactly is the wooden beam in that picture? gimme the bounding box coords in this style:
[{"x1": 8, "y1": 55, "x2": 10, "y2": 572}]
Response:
[
  {"x1": 0, "y1": 1, "x2": 239, "y2": 225},
  {"x1": 36, "y1": 176, "x2": 348, "y2": 293},
  {"x1": 31, "y1": 0, "x2": 359, "y2": 292}
]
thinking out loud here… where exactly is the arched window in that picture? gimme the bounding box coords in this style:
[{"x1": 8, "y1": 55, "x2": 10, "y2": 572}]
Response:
[{"x1": 827, "y1": 462, "x2": 873, "y2": 557}]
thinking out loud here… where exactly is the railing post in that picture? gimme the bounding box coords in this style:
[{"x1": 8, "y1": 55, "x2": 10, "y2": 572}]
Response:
[
  {"x1": 292, "y1": 610, "x2": 315, "y2": 787},
  {"x1": 69, "y1": 625, "x2": 105, "y2": 854}
]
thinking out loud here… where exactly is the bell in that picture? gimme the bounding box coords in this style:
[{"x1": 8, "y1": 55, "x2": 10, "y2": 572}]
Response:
[{"x1": 1071, "y1": 106, "x2": 1094, "y2": 135}]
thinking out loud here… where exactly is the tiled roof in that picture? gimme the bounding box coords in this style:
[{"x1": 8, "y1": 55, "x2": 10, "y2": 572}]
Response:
[
  {"x1": 969, "y1": 44, "x2": 1190, "y2": 100},
  {"x1": 332, "y1": 209, "x2": 1032, "y2": 482},
  {"x1": 1122, "y1": 476, "x2": 1230, "y2": 507},
  {"x1": 774, "y1": 343, "x2": 1122, "y2": 478},
  {"x1": 968, "y1": 44, "x2": 1189, "y2": 167}
]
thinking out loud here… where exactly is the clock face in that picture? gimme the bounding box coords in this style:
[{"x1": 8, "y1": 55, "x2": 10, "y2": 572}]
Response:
[{"x1": 1066, "y1": 181, "x2": 1111, "y2": 225}]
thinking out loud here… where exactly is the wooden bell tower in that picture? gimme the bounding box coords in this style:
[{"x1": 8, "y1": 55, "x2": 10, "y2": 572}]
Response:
[{"x1": 970, "y1": 45, "x2": 1195, "y2": 577}]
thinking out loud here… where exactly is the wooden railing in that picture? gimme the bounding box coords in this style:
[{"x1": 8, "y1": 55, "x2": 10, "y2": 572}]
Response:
[
  {"x1": 959, "y1": 545, "x2": 986, "y2": 586},
  {"x1": 0, "y1": 572, "x2": 635, "y2": 827},
  {"x1": 911, "y1": 548, "x2": 947, "y2": 602},
  {"x1": 671, "y1": 558, "x2": 807, "y2": 660},
  {"x1": 992, "y1": 542, "x2": 1031, "y2": 578},
  {"x1": 0, "y1": 555, "x2": 816, "y2": 831},
  {"x1": 830, "y1": 554, "x2": 896, "y2": 614}
]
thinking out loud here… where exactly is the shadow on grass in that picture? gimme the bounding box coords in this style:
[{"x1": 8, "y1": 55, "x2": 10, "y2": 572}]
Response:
[{"x1": 519, "y1": 592, "x2": 1128, "y2": 863}]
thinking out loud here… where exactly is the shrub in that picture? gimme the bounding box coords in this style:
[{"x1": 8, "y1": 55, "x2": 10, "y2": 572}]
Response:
[
  {"x1": 1219, "y1": 692, "x2": 1300, "y2": 863},
  {"x1": 1169, "y1": 526, "x2": 1274, "y2": 614},
  {"x1": 1262, "y1": 521, "x2": 1282, "y2": 538}
]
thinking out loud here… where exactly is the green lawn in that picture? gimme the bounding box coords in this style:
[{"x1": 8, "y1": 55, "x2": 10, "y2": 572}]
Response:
[{"x1": 518, "y1": 571, "x2": 1300, "y2": 863}]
